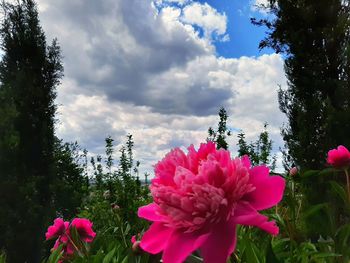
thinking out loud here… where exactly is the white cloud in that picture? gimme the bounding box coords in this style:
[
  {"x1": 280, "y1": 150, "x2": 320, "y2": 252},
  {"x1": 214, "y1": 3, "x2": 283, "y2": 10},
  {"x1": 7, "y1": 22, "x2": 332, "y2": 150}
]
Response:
[
  {"x1": 182, "y1": 2, "x2": 228, "y2": 41},
  {"x1": 34, "y1": 0, "x2": 287, "y2": 175},
  {"x1": 159, "y1": 0, "x2": 191, "y2": 6},
  {"x1": 55, "y1": 54, "x2": 286, "y2": 175},
  {"x1": 250, "y1": 0, "x2": 274, "y2": 14}
]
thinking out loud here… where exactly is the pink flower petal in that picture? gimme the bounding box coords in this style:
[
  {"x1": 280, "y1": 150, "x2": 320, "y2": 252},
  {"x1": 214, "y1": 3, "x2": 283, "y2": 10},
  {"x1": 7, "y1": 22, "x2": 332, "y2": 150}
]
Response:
[
  {"x1": 71, "y1": 218, "x2": 96, "y2": 243},
  {"x1": 200, "y1": 219, "x2": 237, "y2": 263},
  {"x1": 245, "y1": 167, "x2": 285, "y2": 210},
  {"x1": 162, "y1": 230, "x2": 210, "y2": 263},
  {"x1": 138, "y1": 203, "x2": 163, "y2": 222},
  {"x1": 327, "y1": 145, "x2": 350, "y2": 168},
  {"x1": 174, "y1": 166, "x2": 196, "y2": 186},
  {"x1": 140, "y1": 222, "x2": 173, "y2": 254},
  {"x1": 131, "y1": 235, "x2": 136, "y2": 244},
  {"x1": 46, "y1": 218, "x2": 66, "y2": 240},
  {"x1": 197, "y1": 141, "x2": 216, "y2": 160},
  {"x1": 233, "y1": 203, "x2": 279, "y2": 235},
  {"x1": 248, "y1": 165, "x2": 270, "y2": 183},
  {"x1": 241, "y1": 155, "x2": 251, "y2": 169}
]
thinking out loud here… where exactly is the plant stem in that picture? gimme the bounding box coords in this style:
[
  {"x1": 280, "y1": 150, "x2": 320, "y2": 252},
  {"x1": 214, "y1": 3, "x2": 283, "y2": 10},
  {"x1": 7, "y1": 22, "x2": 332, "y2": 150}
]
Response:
[
  {"x1": 66, "y1": 234, "x2": 83, "y2": 256},
  {"x1": 116, "y1": 214, "x2": 128, "y2": 247},
  {"x1": 345, "y1": 169, "x2": 350, "y2": 203}
]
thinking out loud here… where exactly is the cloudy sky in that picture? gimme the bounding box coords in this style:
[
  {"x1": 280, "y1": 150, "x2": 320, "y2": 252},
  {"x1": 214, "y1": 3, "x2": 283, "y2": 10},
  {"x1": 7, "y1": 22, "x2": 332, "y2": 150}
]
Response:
[{"x1": 35, "y1": 0, "x2": 287, "y2": 175}]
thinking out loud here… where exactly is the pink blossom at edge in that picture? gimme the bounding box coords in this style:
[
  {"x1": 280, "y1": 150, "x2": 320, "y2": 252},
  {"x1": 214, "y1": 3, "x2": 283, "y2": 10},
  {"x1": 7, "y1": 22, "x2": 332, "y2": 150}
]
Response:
[
  {"x1": 71, "y1": 218, "x2": 96, "y2": 243},
  {"x1": 137, "y1": 141, "x2": 285, "y2": 263},
  {"x1": 45, "y1": 218, "x2": 67, "y2": 240},
  {"x1": 327, "y1": 145, "x2": 350, "y2": 169},
  {"x1": 46, "y1": 217, "x2": 96, "y2": 260}
]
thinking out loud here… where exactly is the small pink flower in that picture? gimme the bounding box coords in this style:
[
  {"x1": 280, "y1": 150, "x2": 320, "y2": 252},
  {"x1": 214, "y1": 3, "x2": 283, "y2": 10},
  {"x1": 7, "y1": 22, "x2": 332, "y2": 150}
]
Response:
[
  {"x1": 131, "y1": 234, "x2": 143, "y2": 254},
  {"x1": 131, "y1": 235, "x2": 137, "y2": 244},
  {"x1": 111, "y1": 203, "x2": 120, "y2": 210},
  {"x1": 327, "y1": 145, "x2": 350, "y2": 169},
  {"x1": 45, "y1": 218, "x2": 68, "y2": 240},
  {"x1": 289, "y1": 167, "x2": 298, "y2": 176},
  {"x1": 132, "y1": 241, "x2": 142, "y2": 254},
  {"x1": 46, "y1": 218, "x2": 73, "y2": 260},
  {"x1": 46, "y1": 217, "x2": 96, "y2": 261},
  {"x1": 138, "y1": 142, "x2": 285, "y2": 263},
  {"x1": 70, "y1": 218, "x2": 96, "y2": 243}
]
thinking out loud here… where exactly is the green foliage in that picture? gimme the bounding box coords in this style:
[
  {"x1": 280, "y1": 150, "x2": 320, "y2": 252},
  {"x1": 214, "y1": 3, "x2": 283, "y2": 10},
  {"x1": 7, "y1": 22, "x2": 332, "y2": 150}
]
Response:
[
  {"x1": 80, "y1": 134, "x2": 150, "y2": 240},
  {"x1": 52, "y1": 139, "x2": 89, "y2": 219},
  {"x1": 237, "y1": 123, "x2": 277, "y2": 170},
  {"x1": 0, "y1": 0, "x2": 64, "y2": 261},
  {"x1": 12, "y1": 135, "x2": 346, "y2": 263},
  {"x1": 0, "y1": 252, "x2": 6, "y2": 263},
  {"x1": 207, "y1": 107, "x2": 231, "y2": 150},
  {"x1": 224, "y1": 166, "x2": 350, "y2": 263},
  {"x1": 252, "y1": 0, "x2": 350, "y2": 170}
]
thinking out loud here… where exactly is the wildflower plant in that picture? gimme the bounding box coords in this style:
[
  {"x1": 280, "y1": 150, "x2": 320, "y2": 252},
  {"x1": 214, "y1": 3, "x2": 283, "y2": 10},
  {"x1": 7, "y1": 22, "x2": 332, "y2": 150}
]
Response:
[{"x1": 45, "y1": 218, "x2": 96, "y2": 261}]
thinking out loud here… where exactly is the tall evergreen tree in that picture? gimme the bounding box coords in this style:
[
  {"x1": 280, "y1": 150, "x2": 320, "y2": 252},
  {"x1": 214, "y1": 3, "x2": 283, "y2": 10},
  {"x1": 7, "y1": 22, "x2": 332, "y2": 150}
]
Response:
[
  {"x1": 252, "y1": 0, "x2": 350, "y2": 169},
  {"x1": 0, "y1": 0, "x2": 63, "y2": 261},
  {"x1": 207, "y1": 107, "x2": 231, "y2": 150}
]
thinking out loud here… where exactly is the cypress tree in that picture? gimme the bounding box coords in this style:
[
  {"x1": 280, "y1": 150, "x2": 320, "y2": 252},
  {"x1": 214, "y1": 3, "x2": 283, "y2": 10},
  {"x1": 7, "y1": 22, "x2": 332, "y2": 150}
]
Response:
[
  {"x1": 0, "y1": 0, "x2": 63, "y2": 261},
  {"x1": 252, "y1": 0, "x2": 350, "y2": 169}
]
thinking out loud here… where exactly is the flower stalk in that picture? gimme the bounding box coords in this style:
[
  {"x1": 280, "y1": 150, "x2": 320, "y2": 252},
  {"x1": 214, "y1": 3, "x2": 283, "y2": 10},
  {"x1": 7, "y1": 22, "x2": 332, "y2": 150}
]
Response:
[{"x1": 345, "y1": 169, "x2": 350, "y2": 203}]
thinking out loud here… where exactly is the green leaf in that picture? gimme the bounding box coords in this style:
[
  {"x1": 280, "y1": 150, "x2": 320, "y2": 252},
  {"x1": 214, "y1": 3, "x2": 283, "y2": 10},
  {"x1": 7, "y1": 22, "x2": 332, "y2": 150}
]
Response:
[
  {"x1": 329, "y1": 180, "x2": 348, "y2": 204},
  {"x1": 103, "y1": 247, "x2": 116, "y2": 263},
  {"x1": 0, "y1": 252, "x2": 6, "y2": 263},
  {"x1": 319, "y1": 167, "x2": 338, "y2": 176},
  {"x1": 266, "y1": 240, "x2": 281, "y2": 263},
  {"x1": 46, "y1": 245, "x2": 63, "y2": 263},
  {"x1": 301, "y1": 170, "x2": 320, "y2": 178},
  {"x1": 311, "y1": 252, "x2": 341, "y2": 259},
  {"x1": 335, "y1": 223, "x2": 350, "y2": 249},
  {"x1": 301, "y1": 203, "x2": 328, "y2": 219},
  {"x1": 120, "y1": 255, "x2": 128, "y2": 263},
  {"x1": 92, "y1": 248, "x2": 106, "y2": 263},
  {"x1": 244, "y1": 241, "x2": 260, "y2": 263}
]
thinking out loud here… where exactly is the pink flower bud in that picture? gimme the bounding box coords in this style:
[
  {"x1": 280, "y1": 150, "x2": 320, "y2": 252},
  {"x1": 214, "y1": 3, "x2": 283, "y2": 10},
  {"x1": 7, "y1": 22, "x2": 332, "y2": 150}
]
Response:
[
  {"x1": 289, "y1": 167, "x2": 298, "y2": 176},
  {"x1": 327, "y1": 145, "x2": 350, "y2": 169},
  {"x1": 111, "y1": 203, "x2": 120, "y2": 210},
  {"x1": 132, "y1": 241, "x2": 142, "y2": 254}
]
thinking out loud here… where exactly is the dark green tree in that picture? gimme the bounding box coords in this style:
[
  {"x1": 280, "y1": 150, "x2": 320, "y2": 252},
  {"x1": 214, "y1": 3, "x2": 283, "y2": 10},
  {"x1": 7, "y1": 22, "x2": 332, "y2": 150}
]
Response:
[
  {"x1": 105, "y1": 136, "x2": 114, "y2": 178},
  {"x1": 253, "y1": 1, "x2": 350, "y2": 248},
  {"x1": 207, "y1": 107, "x2": 231, "y2": 150},
  {"x1": 52, "y1": 139, "x2": 89, "y2": 219},
  {"x1": 252, "y1": 0, "x2": 350, "y2": 169},
  {"x1": 0, "y1": 0, "x2": 63, "y2": 261}
]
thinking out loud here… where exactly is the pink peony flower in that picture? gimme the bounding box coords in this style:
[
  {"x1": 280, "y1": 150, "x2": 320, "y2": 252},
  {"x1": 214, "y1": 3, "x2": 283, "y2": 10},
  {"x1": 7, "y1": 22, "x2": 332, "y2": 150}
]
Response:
[
  {"x1": 46, "y1": 217, "x2": 96, "y2": 261},
  {"x1": 70, "y1": 218, "x2": 96, "y2": 243},
  {"x1": 327, "y1": 145, "x2": 350, "y2": 169},
  {"x1": 46, "y1": 218, "x2": 74, "y2": 260},
  {"x1": 45, "y1": 218, "x2": 68, "y2": 240},
  {"x1": 138, "y1": 142, "x2": 285, "y2": 263}
]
